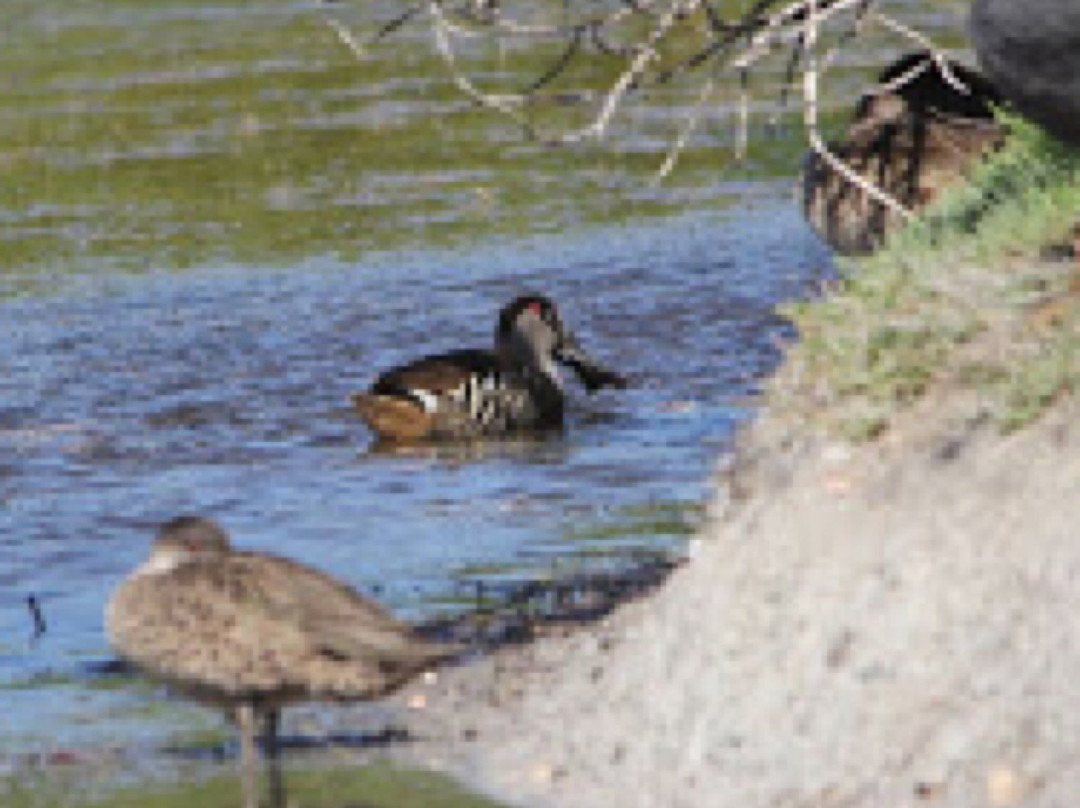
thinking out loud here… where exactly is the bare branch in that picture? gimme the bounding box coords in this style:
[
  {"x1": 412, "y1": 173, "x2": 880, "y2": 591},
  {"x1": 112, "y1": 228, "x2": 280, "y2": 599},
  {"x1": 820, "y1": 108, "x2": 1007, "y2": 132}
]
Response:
[
  {"x1": 554, "y1": 0, "x2": 694, "y2": 144},
  {"x1": 525, "y1": 26, "x2": 585, "y2": 94},
  {"x1": 774, "y1": 32, "x2": 806, "y2": 122},
  {"x1": 427, "y1": 1, "x2": 535, "y2": 133},
  {"x1": 321, "y1": 2, "x2": 425, "y2": 58},
  {"x1": 736, "y1": 67, "x2": 750, "y2": 159},
  {"x1": 324, "y1": 16, "x2": 369, "y2": 60},
  {"x1": 870, "y1": 54, "x2": 931, "y2": 96},
  {"x1": 801, "y1": 0, "x2": 914, "y2": 221},
  {"x1": 869, "y1": 10, "x2": 973, "y2": 95},
  {"x1": 817, "y1": 0, "x2": 873, "y2": 74},
  {"x1": 652, "y1": 75, "x2": 718, "y2": 185},
  {"x1": 322, "y1": 0, "x2": 962, "y2": 215}
]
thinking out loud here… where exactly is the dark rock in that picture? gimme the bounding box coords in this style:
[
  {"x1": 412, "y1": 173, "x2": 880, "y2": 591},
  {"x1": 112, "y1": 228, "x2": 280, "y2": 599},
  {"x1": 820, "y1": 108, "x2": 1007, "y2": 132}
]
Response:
[
  {"x1": 970, "y1": 0, "x2": 1080, "y2": 148},
  {"x1": 801, "y1": 51, "x2": 1005, "y2": 255}
]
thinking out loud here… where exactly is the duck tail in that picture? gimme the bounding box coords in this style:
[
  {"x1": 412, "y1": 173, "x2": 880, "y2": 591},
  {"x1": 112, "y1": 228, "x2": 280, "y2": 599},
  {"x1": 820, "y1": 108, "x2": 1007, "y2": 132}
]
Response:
[{"x1": 352, "y1": 393, "x2": 433, "y2": 441}]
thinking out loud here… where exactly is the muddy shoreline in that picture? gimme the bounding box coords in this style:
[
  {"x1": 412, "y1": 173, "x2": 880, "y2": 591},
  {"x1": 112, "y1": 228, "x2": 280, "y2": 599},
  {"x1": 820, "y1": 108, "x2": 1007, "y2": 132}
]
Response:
[
  {"x1": 11, "y1": 373, "x2": 1080, "y2": 808},
  {"x1": 396, "y1": 391, "x2": 1080, "y2": 808},
  {"x1": 0, "y1": 553, "x2": 681, "y2": 805}
]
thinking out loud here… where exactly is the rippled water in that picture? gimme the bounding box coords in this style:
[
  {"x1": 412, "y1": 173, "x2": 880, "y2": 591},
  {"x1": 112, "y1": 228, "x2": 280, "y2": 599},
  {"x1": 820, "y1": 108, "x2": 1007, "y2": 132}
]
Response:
[
  {"x1": 0, "y1": 0, "x2": 978, "y2": 765},
  {"x1": 0, "y1": 198, "x2": 831, "y2": 753}
]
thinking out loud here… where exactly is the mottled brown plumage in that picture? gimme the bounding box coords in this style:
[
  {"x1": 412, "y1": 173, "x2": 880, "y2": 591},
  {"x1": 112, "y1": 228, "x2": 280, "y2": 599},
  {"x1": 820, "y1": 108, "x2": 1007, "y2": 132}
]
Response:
[
  {"x1": 801, "y1": 52, "x2": 1005, "y2": 255},
  {"x1": 106, "y1": 516, "x2": 455, "y2": 808}
]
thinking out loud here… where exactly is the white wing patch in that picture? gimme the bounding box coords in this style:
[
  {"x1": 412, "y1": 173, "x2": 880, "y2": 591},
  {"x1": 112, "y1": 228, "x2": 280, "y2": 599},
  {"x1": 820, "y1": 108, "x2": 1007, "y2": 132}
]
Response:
[
  {"x1": 419, "y1": 369, "x2": 538, "y2": 432},
  {"x1": 410, "y1": 389, "x2": 441, "y2": 413}
]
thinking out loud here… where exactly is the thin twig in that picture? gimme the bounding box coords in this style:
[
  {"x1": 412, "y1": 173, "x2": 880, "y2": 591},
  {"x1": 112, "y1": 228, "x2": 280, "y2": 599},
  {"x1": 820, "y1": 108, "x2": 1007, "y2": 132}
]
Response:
[
  {"x1": 555, "y1": 0, "x2": 692, "y2": 144},
  {"x1": 427, "y1": 1, "x2": 534, "y2": 132},
  {"x1": 817, "y1": 0, "x2": 873, "y2": 74},
  {"x1": 324, "y1": 16, "x2": 369, "y2": 60},
  {"x1": 736, "y1": 67, "x2": 750, "y2": 159},
  {"x1": 525, "y1": 26, "x2": 584, "y2": 94},
  {"x1": 801, "y1": 0, "x2": 913, "y2": 220},
  {"x1": 322, "y1": 3, "x2": 426, "y2": 58},
  {"x1": 590, "y1": 14, "x2": 639, "y2": 58},
  {"x1": 443, "y1": 2, "x2": 641, "y2": 39},
  {"x1": 869, "y1": 10, "x2": 972, "y2": 94},
  {"x1": 871, "y1": 55, "x2": 931, "y2": 95},
  {"x1": 774, "y1": 32, "x2": 806, "y2": 123},
  {"x1": 651, "y1": 75, "x2": 718, "y2": 185},
  {"x1": 325, "y1": 0, "x2": 953, "y2": 204}
]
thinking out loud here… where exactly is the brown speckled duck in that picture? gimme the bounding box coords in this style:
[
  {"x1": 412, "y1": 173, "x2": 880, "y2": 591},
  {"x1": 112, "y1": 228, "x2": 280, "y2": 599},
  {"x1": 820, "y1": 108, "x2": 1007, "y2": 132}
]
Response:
[
  {"x1": 106, "y1": 516, "x2": 455, "y2": 808},
  {"x1": 353, "y1": 294, "x2": 628, "y2": 442},
  {"x1": 801, "y1": 51, "x2": 1005, "y2": 255}
]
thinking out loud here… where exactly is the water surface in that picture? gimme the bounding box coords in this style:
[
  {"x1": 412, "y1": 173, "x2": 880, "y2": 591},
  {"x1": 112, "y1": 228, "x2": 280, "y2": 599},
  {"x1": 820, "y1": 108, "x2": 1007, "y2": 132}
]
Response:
[
  {"x1": 0, "y1": 200, "x2": 831, "y2": 755},
  {"x1": 0, "y1": 0, "x2": 972, "y2": 766}
]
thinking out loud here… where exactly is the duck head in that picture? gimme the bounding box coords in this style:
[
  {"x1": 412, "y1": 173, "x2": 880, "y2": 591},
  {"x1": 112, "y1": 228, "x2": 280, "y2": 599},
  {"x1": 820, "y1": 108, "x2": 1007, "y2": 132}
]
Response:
[
  {"x1": 496, "y1": 294, "x2": 628, "y2": 392},
  {"x1": 140, "y1": 515, "x2": 231, "y2": 576}
]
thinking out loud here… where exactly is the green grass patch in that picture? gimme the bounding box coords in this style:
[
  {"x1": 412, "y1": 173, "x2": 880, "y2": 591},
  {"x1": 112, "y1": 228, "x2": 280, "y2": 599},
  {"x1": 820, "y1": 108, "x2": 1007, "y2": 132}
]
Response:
[
  {"x1": 0, "y1": 762, "x2": 510, "y2": 808},
  {"x1": 780, "y1": 113, "x2": 1080, "y2": 439},
  {"x1": 871, "y1": 112, "x2": 1080, "y2": 264}
]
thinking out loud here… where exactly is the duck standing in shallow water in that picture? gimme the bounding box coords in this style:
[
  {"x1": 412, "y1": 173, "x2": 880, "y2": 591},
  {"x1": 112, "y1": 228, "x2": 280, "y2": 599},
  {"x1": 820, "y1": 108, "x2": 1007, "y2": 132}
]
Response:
[
  {"x1": 106, "y1": 516, "x2": 457, "y2": 808},
  {"x1": 353, "y1": 294, "x2": 628, "y2": 442}
]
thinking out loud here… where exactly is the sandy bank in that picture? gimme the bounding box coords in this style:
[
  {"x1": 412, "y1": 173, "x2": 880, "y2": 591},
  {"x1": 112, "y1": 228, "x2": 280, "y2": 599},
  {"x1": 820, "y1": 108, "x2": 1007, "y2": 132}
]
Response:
[{"x1": 406, "y1": 384, "x2": 1080, "y2": 807}]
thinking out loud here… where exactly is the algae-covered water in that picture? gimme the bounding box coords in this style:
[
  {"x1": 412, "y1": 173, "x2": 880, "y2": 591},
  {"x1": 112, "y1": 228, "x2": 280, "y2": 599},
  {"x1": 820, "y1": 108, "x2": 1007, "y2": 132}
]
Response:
[
  {"x1": 0, "y1": 0, "x2": 972, "y2": 789},
  {"x1": 0, "y1": 0, "x2": 805, "y2": 283}
]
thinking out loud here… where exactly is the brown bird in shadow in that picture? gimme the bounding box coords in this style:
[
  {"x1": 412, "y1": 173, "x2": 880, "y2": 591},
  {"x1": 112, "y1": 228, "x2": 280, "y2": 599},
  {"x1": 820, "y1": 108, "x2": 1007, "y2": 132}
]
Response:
[{"x1": 106, "y1": 516, "x2": 458, "y2": 808}]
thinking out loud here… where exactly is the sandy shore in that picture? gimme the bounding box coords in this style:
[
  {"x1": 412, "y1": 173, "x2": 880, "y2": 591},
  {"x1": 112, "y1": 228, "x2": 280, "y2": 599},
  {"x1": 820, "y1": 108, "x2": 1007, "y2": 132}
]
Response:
[{"x1": 401, "y1": 390, "x2": 1080, "y2": 807}]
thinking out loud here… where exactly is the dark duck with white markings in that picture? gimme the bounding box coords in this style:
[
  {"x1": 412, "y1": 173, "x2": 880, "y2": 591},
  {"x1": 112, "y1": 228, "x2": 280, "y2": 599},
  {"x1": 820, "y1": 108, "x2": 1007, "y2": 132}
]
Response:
[{"x1": 353, "y1": 294, "x2": 628, "y2": 442}]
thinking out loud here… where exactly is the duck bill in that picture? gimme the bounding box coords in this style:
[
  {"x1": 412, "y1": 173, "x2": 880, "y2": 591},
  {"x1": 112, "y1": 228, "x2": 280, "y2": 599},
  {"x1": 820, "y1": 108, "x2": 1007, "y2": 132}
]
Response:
[{"x1": 556, "y1": 333, "x2": 628, "y2": 392}]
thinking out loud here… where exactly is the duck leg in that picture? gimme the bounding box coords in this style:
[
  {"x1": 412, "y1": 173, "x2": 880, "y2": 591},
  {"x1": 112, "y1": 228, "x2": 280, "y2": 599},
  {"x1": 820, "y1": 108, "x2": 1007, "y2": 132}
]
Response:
[
  {"x1": 263, "y1": 708, "x2": 286, "y2": 808},
  {"x1": 236, "y1": 702, "x2": 260, "y2": 808}
]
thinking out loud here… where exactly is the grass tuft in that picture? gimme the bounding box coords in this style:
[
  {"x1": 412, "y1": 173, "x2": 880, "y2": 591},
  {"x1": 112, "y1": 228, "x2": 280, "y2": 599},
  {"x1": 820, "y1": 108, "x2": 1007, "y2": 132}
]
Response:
[{"x1": 779, "y1": 112, "x2": 1080, "y2": 439}]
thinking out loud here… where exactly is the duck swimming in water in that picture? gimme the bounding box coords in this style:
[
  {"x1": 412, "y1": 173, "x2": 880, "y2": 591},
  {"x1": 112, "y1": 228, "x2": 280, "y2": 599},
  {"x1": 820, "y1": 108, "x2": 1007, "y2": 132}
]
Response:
[{"x1": 353, "y1": 294, "x2": 627, "y2": 442}]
